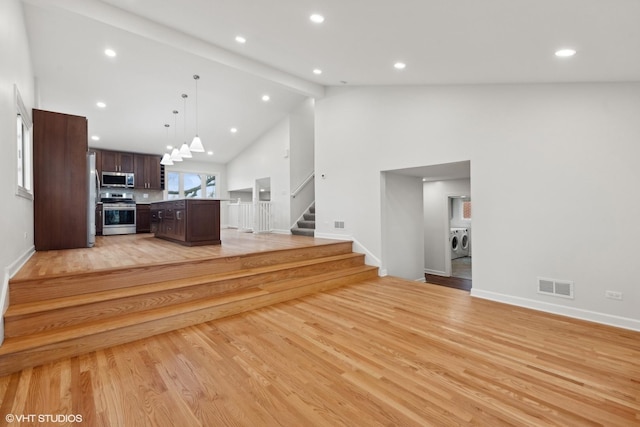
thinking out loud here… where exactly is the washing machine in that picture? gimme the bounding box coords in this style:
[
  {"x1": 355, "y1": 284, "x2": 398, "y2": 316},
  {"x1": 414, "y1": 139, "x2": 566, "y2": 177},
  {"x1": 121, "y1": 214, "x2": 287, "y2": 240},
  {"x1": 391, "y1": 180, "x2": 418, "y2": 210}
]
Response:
[
  {"x1": 450, "y1": 228, "x2": 463, "y2": 259},
  {"x1": 457, "y1": 227, "x2": 470, "y2": 257}
]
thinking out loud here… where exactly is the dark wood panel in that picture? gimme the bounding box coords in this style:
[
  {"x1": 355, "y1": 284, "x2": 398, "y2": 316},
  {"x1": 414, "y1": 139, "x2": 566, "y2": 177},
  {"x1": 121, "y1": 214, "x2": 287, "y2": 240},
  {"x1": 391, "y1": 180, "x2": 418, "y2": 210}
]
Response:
[
  {"x1": 136, "y1": 204, "x2": 150, "y2": 233},
  {"x1": 33, "y1": 109, "x2": 88, "y2": 251},
  {"x1": 425, "y1": 273, "x2": 472, "y2": 291},
  {"x1": 152, "y1": 199, "x2": 220, "y2": 246}
]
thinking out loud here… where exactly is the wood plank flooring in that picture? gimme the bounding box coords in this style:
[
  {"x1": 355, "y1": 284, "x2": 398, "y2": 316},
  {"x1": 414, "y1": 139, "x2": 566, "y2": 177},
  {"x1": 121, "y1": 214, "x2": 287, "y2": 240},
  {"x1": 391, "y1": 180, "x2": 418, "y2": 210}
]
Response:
[
  {"x1": 12, "y1": 229, "x2": 345, "y2": 279},
  {"x1": 1, "y1": 277, "x2": 638, "y2": 426}
]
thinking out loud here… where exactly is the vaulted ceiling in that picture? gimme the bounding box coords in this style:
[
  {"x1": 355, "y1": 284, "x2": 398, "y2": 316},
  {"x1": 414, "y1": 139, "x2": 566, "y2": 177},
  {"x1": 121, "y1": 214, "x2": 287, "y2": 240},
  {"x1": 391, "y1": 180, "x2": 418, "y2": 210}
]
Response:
[{"x1": 22, "y1": 0, "x2": 640, "y2": 163}]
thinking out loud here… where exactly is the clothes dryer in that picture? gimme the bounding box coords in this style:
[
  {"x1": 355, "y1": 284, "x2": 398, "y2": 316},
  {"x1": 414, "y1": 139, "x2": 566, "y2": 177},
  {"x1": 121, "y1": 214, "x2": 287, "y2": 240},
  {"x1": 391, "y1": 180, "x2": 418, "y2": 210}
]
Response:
[{"x1": 458, "y1": 228, "x2": 470, "y2": 257}]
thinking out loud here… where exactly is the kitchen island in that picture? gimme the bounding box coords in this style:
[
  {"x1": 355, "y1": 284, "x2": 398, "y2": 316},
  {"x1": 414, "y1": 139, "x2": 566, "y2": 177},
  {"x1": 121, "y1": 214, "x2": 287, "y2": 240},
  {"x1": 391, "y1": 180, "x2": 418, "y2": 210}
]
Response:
[{"x1": 150, "y1": 199, "x2": 221, "y2": 246}]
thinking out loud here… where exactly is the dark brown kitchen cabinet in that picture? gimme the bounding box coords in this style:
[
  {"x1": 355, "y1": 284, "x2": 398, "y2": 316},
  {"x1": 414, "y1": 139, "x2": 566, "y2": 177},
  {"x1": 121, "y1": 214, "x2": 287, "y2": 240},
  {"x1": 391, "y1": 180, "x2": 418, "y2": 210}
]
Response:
[
  {"x1": 101, "y1": 150, "x2": 133, "y2": 173},
  {"x1": 151, "y1": 199, "x2": 220, "y2": 246},
  {"x1": 136, "y1": 204, "x2": 151, "y2": 233},
  {"x1": 134, "y1": 154, "x2": 162, "y2": 190},
  {"x1": 33, "y1": 109, "x2": 88, "y2": 251}
]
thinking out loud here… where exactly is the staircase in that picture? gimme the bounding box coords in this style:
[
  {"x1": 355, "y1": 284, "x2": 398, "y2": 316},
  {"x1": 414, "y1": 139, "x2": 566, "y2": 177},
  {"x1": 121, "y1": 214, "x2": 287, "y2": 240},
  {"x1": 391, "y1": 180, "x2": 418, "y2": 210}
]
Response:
[
  {"x1": 291, "y1": 204, "x2": 315, "y2": 236},
  {"x1": 0, "y1": 240, "x2": 377, "y2": 376}
]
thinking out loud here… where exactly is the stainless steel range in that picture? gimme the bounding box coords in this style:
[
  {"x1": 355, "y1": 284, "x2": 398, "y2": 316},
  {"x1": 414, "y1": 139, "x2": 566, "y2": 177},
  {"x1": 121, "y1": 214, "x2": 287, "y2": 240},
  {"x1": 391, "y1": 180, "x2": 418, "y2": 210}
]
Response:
[{"x1": 101, "y1": 192, "x2": 136, "y2": 235}]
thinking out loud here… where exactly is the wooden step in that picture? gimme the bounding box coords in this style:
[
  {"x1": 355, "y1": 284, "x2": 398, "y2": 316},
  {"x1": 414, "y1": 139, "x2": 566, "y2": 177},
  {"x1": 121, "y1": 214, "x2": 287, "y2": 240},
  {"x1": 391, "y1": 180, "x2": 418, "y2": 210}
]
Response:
[
  {"x1": 9, "y1": 240, "x2": 353, "y2": 304},
  {"x1": 0, "y1": 264, "x2": 378, "y2": 376},
  {"x1": 4, "y1": 253, "x2": 367, "y2": 338}
]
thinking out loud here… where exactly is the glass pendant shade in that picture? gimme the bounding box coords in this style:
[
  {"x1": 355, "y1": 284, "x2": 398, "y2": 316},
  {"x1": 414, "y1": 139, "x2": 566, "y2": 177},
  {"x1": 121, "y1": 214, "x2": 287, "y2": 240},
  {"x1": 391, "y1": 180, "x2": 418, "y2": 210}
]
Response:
[
  {"x1": 190, "y1": 135, "x2": 205, "y2": 152},
  {"x1": 170, "y1": 148, "x2": 183, "y2": 162},
  {"x1": 179, "y1": 142, "x2": 192, "y2": 158},
  {"x1": 160, "y1": 153, "x2": 173, "y2": 166}
]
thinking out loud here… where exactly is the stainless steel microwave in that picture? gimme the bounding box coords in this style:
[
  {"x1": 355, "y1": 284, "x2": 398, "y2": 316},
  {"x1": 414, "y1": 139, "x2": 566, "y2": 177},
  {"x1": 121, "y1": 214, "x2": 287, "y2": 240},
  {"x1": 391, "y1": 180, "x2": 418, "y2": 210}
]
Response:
[{"x1": 102, "y1": 171, "x2": 134, "y2": 188}]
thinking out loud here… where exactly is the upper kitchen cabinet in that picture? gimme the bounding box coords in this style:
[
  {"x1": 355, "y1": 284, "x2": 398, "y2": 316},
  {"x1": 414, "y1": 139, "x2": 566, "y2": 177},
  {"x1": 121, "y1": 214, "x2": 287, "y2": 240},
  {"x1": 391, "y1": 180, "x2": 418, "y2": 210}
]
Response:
[
  {"x1": 101, "y1": 150, "x2": 134, "y2": 173},
  {"x1": 134, "y1": 154, "x2": 162, "y2": 190},
  {"x1": 33, "y1": 109, "x2": 88, "y2": 251}
]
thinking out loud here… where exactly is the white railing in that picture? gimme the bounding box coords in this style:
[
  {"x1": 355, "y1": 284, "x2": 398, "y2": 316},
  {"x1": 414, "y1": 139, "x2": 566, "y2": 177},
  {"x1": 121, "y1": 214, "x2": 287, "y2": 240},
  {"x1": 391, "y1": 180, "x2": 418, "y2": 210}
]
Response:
[
  {"x1": 291, "y1": 172, "x2": 314, "y2": 198},
  {"x1": 253, "y1": 201, "x2": 272, "y2": 233},
  {"x1": 227, "y1": 199, "x2": 272, "y2": 233}
]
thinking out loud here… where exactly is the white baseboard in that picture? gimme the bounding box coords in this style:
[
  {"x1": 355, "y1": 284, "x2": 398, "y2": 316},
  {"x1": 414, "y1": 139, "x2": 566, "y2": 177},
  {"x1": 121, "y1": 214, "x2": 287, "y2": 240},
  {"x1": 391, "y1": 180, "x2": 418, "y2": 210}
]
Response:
[
  {"x1": 270, "y1": 229, "x2": 291, "y2": 235},
  {"x1": 471, "y1": 288, "x2": 640, "y2": 332},
  {"x1": 315, "y1": 232, "x2": 382, "y2": 270},
  {"x1": 1, "y1": 245, "x2": 35, "y2": 346}
]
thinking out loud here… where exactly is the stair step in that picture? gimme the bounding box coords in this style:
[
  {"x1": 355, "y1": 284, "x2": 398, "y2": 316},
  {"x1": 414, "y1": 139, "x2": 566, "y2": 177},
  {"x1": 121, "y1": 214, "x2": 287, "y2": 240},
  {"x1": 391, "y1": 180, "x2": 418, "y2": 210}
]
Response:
[
  {"x1": 291, "y1": 228, "x2": 314, "y2": 237},
  {"x1": 303, "y1": 213, "x2": 316, "y2": 221},
  {"x1": 297, "y1": 220, "x2": 315, "y2": 229},
  {"x1": 0, "y1": 265, "x2": 378, "y2": 376},
  {"x1": 4, "y1": 253, "x2": 366, "y2": 338},
  {"x1": 309, "y1": 206, "x2": 315, "y2": 214},
  {"x1": 8, "y1": 241, "x2": 353, "y2": 304}
]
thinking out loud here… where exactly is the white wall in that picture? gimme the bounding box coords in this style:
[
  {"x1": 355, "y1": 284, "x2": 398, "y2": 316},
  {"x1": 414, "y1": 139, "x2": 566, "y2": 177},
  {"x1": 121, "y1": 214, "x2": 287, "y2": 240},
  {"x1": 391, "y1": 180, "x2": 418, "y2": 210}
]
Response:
[
  {"x1": 381, "y1": 172, "x2": 424, "y2": 280},
  {"x1": 289, "y1": 98, "x2": 315, "y2": 224},
  {"x1": 226, "y1": 118, "x2": 291, "y2": 233},
  {"x1": 315, "y1": 83, "x2": 640, "y2": 330},
  {"x1": 424, "y1": 179, "x2": 471, "y2": 276},
  {"x1": 0, "y1": 0, "x2": 36, "y2": 341}
]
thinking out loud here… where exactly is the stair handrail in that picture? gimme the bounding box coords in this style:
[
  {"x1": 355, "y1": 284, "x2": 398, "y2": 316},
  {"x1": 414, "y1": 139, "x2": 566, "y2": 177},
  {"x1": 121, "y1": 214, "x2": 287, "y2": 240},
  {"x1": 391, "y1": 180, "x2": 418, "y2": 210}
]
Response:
[{"x1": 291, "y1": 172, "x2": 314, "y2": 198}]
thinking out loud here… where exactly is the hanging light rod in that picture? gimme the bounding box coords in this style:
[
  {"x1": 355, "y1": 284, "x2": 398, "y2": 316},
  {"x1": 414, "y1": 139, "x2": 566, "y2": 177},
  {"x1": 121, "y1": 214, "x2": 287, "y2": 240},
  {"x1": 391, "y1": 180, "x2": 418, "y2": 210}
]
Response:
[
  {"x1": 179, "y1": 93, "x2": 192, "y2": 158},
  {"x1": 160, "y1": 123, "x2": 174, "y2": 166},
  {"x1": 190, "y1": 74, "x2": 205, "y2": 153},
  {"x1": 170, "y1": 110, "x2": 183, "y2": 162}
]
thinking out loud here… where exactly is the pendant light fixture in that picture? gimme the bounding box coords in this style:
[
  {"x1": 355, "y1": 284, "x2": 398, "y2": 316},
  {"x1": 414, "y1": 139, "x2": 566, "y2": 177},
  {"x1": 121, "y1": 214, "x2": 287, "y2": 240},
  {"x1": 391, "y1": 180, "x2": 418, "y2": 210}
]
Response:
[
  {"x1": 190, "y1": 74, "x2": 205, "y2": 152},
  {"x1": 179, "y1": 94, "x2": 192, "y2": 158},
  {"x1": 170, "y1": 110, "x2": 183, "y2": 162},
  {"x1": 160, "y1": 123, "x2": 174, "y2": 165}
]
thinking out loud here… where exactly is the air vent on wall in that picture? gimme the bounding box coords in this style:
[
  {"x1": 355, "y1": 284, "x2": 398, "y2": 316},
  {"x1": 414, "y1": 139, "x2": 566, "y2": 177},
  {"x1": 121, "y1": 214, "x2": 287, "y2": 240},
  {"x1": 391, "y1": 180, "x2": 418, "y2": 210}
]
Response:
[{"x1": 537, "y1": 277, "x2": 574, "y2": 299}]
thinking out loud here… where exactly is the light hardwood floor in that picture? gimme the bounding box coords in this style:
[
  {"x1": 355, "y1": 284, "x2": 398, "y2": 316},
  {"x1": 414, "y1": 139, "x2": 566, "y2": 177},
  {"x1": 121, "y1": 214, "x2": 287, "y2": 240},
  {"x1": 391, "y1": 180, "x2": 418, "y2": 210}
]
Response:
[
  {"x1": 1, "y1": 276, "x2": 638, "y2": 426},
  {"x1": 12, "y1": 230, "x2": 345, "y2": 279}
]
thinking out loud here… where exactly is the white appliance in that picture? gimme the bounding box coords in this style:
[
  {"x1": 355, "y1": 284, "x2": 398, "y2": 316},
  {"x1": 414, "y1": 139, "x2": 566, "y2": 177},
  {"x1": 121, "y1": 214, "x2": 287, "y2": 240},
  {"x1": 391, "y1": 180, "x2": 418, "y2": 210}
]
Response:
[
  {"x1": 450, "y1": 228, "x2": 463, "y2": 260},
  {"x1": 456, "y1": 227, "x2": 470, "y2": 257},
  {"x1": 87, "y1": 153, "x2": 98, "y2": 247}
]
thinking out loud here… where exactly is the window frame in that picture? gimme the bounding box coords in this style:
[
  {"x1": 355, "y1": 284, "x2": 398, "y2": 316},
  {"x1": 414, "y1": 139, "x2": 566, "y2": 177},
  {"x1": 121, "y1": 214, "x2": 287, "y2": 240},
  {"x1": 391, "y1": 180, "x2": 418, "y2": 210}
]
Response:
[
  {"x1": 165, "y1": 170, "x2": 218, "y2": 200},
  {"x1": 15, "y1": 85, "x2": 33, "y2": 200}
]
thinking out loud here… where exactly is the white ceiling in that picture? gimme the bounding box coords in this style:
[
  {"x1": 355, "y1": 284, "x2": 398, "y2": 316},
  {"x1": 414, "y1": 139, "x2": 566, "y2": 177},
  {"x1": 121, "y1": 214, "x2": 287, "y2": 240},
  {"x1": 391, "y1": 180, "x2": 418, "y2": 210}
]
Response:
[{"x1": 22, "y1": 0, "x2": 640, "y2": 164}]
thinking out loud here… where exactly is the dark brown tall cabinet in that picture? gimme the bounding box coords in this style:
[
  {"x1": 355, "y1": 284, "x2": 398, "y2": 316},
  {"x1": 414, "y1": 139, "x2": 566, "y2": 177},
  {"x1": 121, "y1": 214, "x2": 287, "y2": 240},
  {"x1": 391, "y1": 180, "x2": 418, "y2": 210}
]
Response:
[{"x1": 33, "y1": 109, "x2": 88, "y2": 251}]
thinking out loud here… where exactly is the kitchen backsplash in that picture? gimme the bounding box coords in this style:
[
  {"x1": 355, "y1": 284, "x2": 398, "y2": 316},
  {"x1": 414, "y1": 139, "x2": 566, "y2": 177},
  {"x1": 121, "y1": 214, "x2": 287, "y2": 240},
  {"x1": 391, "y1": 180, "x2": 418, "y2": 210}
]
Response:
[{"x1": 130, "y1": 189, "x2": 164, "y2": 202}]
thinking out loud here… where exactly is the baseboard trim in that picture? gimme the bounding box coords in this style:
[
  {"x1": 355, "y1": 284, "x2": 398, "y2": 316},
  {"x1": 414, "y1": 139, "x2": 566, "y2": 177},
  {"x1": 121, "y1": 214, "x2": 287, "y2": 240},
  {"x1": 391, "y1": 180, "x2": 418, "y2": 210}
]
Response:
[
  {"x1": 1, "y1": 245, "x2": 35, "y2": 346},
  {"x1": 470, "y1": 288, "x2": 640, "y2": 332},
  {"x1": 315, "y1": 232, "x2": 382, "y2": 270}
]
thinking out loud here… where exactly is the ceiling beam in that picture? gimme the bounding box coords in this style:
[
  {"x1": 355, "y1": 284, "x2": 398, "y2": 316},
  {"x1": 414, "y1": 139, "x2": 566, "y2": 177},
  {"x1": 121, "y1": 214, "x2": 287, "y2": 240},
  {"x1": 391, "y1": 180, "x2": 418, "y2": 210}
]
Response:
[{"x1": 23, "y1": 0, "x2": 325, "y2": 98}]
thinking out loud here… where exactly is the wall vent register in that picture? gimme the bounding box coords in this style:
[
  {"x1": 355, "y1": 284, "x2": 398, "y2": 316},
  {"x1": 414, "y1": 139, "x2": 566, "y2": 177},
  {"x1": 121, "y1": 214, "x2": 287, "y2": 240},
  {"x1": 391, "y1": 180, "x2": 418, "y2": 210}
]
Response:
[{"x1": 537, "y1": 277, "x2": 574, "y2": 299}]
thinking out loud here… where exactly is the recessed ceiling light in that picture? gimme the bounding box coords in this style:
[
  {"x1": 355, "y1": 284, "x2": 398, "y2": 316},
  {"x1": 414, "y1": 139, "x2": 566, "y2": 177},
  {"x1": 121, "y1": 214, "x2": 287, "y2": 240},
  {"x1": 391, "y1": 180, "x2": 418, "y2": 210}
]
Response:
[
  {"x1": 394, "y1": 62, "x2": 407, "y2": 70},
  {"x1": 262, "y1": 94, "x2": 270, "y2": 102},
  {"x1": 313, "y1": 68, "x2": 322, "y2": 75},
  {"x1": 96, "y1": 101, "x2": 106, "y2": 108},
  {"x1": 310, "y1": 14, "x2": 325, "y2": 23},
  {"x1": 91, "y1": 135, "x2": 100, "y2": 141},
  {"x1": 235, "y1": 36, "x2": 246, "y2": 44},
  {"x1": 207, "y1": 151, "x2": 214, "y2": 155},
  {"x1": 555, "y1": 48, "x2": 576, "y2": 57},
  {"x1": 104, "y1": 48, "x2": 116, "y2": 57},
  {"x1": 230, "y1": 127, "x2": 238, "y2": 133}
]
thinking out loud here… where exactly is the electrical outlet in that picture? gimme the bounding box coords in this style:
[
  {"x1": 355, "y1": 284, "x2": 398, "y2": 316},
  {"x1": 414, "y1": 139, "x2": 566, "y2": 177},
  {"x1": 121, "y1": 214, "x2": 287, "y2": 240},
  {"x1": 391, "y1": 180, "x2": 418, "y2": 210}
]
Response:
[{"x1": 605, "y1": 290, "x2": 623, "y2": 300}]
